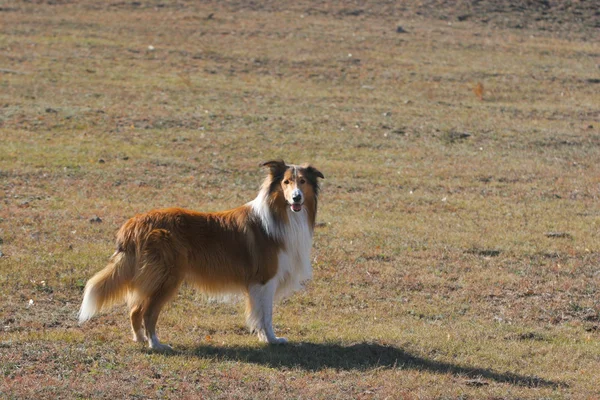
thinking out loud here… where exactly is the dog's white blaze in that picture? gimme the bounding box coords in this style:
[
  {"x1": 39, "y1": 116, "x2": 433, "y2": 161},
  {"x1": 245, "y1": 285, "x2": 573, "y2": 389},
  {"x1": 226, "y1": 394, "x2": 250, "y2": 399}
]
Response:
[{"x1": 291, "y1": 188, "x2": 303, "y2": 202}]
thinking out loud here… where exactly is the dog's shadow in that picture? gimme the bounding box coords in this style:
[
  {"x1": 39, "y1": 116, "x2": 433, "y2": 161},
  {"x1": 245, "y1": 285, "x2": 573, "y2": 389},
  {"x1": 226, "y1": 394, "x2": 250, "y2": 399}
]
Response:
[{"x1": 175, "y1": 341, "x2": 564, "y2": 388}]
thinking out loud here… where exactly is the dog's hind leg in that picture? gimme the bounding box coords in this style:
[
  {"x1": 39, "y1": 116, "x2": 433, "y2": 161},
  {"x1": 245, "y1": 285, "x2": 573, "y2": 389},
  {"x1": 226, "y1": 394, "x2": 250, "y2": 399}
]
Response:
[
  {"x1": 128, "y1": 300, "x2": 146, "y2": 343},
  {"x1": 246, "y1": 279, "x2": 287, "y2": 345},
  {"x1": 142, "y1": 276, "x2": 180, "y2": 351},
  {"x1": 135, "y1": 229, "x2": 182, "y2": 351}
]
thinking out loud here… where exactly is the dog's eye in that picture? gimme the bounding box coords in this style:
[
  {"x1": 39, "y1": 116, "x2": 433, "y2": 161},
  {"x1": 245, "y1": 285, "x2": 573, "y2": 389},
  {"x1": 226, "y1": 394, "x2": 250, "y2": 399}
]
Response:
[
  {"x1": 283, "y1": 180, "x2": 289, "y2": 185},
  {"x1": 299, "y1": 179, "x2": 306, "y2": 184}
]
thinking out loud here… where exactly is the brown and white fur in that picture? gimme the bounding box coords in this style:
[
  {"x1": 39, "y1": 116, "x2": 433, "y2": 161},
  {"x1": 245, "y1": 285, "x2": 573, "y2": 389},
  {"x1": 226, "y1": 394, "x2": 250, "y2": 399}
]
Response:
[{"x1": 78, "y1": 160, "x2": 324, "y2": 351}]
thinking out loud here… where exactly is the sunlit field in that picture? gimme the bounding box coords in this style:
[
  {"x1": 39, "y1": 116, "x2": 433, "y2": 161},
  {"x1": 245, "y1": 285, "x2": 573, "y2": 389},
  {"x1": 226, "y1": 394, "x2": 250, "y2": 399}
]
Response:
[{"x1": 1, "y1": 1, "x2": 599, "y2": 398}]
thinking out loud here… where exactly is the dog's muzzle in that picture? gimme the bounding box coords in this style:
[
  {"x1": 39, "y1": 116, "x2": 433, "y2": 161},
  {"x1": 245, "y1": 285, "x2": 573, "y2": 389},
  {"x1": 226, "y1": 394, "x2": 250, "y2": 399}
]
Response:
[{"x1": 290, "y1": 189, "x2": 303, "y2": 212}]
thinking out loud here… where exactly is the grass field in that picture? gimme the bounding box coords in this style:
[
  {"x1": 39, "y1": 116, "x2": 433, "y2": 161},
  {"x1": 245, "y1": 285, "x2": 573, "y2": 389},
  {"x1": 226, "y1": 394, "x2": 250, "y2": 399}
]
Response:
[{"x1": 1, "y1": 1, "x2": 599, "y2": 398}]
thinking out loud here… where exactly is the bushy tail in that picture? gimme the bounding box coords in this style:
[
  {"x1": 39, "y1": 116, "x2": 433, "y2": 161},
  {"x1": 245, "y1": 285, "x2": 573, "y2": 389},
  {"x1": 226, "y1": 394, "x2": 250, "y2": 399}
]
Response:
[{"x1": 79, "y1": 251, "x2": 135, "y2": 323}]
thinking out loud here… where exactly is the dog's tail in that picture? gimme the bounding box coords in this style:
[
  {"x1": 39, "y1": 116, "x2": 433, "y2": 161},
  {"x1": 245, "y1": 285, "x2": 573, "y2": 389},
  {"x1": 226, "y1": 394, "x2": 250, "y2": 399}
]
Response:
[{"x1": 79, "y1": 250, "x2": 135, "y2": 323}]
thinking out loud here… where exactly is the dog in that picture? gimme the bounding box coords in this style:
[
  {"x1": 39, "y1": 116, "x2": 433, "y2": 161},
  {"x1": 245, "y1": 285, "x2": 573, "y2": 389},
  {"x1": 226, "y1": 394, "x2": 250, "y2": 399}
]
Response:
[{"x1": 78, "y1": 160, "x2": 324, "y2": 350}]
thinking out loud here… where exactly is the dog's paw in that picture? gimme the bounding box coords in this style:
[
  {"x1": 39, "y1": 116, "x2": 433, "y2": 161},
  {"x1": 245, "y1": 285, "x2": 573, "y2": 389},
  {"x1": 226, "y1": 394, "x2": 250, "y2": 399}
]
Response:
[
  {"x1": 133, "y1": 332, "x2": 147, "y2": 343},
  {"x1": 269, "y1": 336, "x2": 288, "y2": 345},
  {"x1": 149, "y1": 342, "x2": 173, "y2": 352},
  {"x1": 256, "y1": 331, "x2": 288, "y2": 344}
]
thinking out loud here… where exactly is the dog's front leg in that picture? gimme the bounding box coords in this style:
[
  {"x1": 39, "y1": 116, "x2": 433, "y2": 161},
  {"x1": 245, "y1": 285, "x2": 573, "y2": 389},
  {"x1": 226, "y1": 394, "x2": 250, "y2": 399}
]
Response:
[{"x1": 246, "y1": 280, "x2": 288, "y2": 344}]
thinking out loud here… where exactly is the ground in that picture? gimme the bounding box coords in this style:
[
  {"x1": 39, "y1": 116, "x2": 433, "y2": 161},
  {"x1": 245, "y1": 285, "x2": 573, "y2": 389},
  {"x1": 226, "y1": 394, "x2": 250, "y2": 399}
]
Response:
[{"x1": 1, "y1": 1, "x2": 599, "y2": 399}]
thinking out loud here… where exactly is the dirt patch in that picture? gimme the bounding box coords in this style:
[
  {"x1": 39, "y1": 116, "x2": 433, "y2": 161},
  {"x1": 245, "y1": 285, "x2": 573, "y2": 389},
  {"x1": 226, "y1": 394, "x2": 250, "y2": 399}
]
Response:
[{"x1": 195, "y1": 0, "x2": 598, "y2": 39}]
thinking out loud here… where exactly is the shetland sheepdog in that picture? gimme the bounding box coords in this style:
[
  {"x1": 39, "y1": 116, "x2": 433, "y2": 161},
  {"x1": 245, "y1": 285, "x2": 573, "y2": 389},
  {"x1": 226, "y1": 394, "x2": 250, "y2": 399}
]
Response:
[{"x1": 78, "y1": 160, "x2": 324, "y2": 351}]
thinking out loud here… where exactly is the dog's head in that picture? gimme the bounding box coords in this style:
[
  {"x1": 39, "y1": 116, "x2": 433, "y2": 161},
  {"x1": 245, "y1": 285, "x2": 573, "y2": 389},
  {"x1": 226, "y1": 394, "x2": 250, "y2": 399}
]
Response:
[{"x1": 260, "y1": 160, "x2": 324, "y2": 213}]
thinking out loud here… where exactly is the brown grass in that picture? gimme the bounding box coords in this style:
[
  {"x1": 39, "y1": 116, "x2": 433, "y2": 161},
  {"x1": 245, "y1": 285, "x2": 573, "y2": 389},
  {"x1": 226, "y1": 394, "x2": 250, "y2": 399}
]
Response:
[{"x1": 1, "y1": 1, "x2": 599, "y2": 398}]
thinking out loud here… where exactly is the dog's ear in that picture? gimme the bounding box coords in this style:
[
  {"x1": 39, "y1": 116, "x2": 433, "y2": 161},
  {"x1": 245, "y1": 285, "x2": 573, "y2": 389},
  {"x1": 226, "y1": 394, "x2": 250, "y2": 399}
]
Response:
[
  {"x1": 260, "y1": 160, "x2": 287, "y2": 177},
  {"x1": 304, "y1": 165, "x2": 324, "y2": 180}
]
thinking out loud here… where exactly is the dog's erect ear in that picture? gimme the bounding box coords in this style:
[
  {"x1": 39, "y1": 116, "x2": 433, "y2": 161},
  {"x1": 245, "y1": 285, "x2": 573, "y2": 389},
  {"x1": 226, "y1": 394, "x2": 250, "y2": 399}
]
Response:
[
  {"x1": 304, "y1": 165, "x2": 324, "y2": 180},
  {"x1": 260, "y1": 160, "x2": 287, "y2": 176}
]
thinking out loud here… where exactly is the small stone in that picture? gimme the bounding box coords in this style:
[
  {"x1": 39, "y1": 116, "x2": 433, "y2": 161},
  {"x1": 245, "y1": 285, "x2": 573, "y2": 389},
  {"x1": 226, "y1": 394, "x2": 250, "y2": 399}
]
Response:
[
  {"x1": 545, "y1": 232, "x2": 572, "y2": 239},
  {"x1": 464, "y1": 379, "x2": 488, "y2": 387},
  {"x1": 90, "y1": 216, "x2": 103, "y2": 223},
  {"x1": 98, "y1": 159, "x2": 105, "y2": 164},
  {"x1": 396, "y1": 25, "x2": 407, "y2": 33}
]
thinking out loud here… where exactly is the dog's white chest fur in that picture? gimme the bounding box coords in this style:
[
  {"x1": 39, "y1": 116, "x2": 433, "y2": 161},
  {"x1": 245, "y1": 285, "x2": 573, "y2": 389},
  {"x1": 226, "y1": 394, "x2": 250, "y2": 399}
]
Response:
[
  {"x1": 274, "y1": 209, "x2": 313, "y2": 300},
  {"x1": 249, "y1": 193, "x2": 313, "y2": 300}
]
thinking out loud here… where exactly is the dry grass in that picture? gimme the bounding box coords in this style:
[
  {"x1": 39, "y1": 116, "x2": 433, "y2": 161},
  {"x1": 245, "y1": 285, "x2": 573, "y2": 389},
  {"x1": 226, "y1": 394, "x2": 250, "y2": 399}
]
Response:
[{"x1": 1, "y1": 1, "x2": 599, "y2": 398}]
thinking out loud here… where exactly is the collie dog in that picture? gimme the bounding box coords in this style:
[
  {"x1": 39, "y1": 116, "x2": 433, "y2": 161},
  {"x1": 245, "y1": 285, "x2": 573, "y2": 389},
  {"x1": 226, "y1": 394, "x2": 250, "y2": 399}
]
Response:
[{"x1": 78, "y1": 160, "x2": 324, "y2": 350}]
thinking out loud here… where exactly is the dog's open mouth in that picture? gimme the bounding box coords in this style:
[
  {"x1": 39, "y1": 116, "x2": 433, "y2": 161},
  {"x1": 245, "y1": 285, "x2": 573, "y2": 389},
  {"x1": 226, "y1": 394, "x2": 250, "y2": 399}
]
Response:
[{"x1": 290, "y1": 203, "x2": 303, "y2": 212}]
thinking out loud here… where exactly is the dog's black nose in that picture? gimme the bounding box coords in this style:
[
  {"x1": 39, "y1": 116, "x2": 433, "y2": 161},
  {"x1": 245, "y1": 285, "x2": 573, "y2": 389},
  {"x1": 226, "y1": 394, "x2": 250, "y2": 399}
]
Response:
[{"x1": 292, "y1": 194, "x2": 302, "y2": 203}]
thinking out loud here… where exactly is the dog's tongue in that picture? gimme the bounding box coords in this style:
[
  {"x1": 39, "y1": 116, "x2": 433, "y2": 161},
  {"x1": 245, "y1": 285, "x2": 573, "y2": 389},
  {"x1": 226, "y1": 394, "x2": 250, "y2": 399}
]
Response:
[{"x1": 291, "y1": 203, "x2": 302, "y2": 212}]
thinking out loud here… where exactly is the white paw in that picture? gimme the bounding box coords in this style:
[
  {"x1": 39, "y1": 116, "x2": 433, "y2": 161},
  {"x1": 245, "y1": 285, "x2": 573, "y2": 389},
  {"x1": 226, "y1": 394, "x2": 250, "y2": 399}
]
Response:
[
  {"x1": 149, "y1": 342, "x2": 173, "y2": 352},
  {"x1": 269, "y1": 336, "x2": 288, "y2": 345},
  {"x1": 256, "y1": 331, "x2": 288, "y2": 344},
  {"x1": 133, "y1": 332, "x2": 147, "y2": 343},
  {"x1": 257, "y1": 331, "x2": 270, "y2": 343}
]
